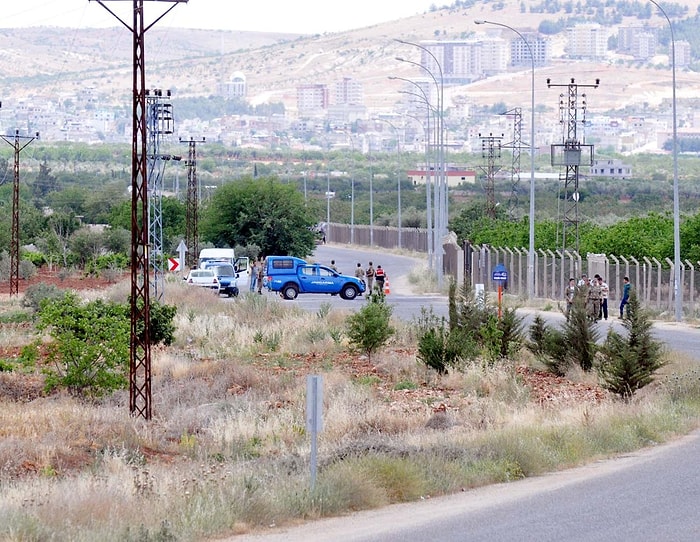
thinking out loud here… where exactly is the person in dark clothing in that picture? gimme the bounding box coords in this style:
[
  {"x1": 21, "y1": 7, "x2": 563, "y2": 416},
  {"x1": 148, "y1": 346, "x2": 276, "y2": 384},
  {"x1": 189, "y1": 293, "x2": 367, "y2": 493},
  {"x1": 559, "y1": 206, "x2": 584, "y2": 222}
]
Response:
[{"x1": 620, "y1": 276, "x2": 631, "y2": 318}]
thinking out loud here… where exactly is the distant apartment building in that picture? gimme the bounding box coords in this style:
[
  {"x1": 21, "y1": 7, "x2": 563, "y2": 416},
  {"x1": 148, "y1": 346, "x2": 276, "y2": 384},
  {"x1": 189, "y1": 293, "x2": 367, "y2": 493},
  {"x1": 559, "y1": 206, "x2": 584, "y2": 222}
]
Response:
[
  {"x1": 508, "y1": 32, "x2": 549, "y2": 66},
  {"x1": 296, "y1": 84, "x2": 329, "y2": 116},
  {"x1": 567, "y1": 24, "x2": 608, "y2": 59},
  {"x1": 327, "y1": 77, "x2": 367, "y2": 124},
  {"x1": 590, "y1": 159, "x2": 632, "y2": 179},
  {"x1": 675, "y1": 40, "x2": 692, "y2": 68},
  {"x1": 418, "y1": 40, "x2": 483, "y2": 84},
  {"x1": 618, "y1": 26, "x2": 658, "y2": 59},
  {"x1": 408, "y1": 164, "x2": 477, "y2": 187},
  {"x1": 333, "y1": 77, "x2": 363, "y2": 106},
  {"x1": 217, "y1": 72, "x2": 247, "y2": 99}
]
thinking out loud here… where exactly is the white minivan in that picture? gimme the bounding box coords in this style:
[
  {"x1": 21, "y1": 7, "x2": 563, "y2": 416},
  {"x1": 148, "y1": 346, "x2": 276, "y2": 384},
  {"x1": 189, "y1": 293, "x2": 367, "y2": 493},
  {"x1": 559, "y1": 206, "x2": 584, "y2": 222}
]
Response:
[{"x1": 198, "y1": 248, "x2": 250, "y2": 285}]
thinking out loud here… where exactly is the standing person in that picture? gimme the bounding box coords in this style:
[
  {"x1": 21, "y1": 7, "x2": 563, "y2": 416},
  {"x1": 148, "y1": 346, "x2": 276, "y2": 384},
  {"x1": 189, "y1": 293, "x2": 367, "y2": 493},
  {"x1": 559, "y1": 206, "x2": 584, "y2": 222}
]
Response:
[
  {"x1": 330, "y1": 260, "x2": 338, "y2": 272},
  {"x1": 374, "y1": 265, "x2": 386, "y2": 294},
  {"x1": 354, "y1": 262, "x2": 365, "y2": 286},
  {"x1": 597, "y1": 274, "x2": 609, "y2": 320},
  {"x1": 620, "y1": 276, "x2": 631, "y2": 318},
  {"x1": 565, "y1": 277, "x2": 576, "y2": 321},
  {"x1": 587, "y1": 276, "x2": 602, "y2": 322},
  {"x1": 249, "y1": 260, "x2": 259, "y2": 292},
  {"x1": 365, "y1": 261, "x2": 375, "y2": 296},
  {"x1": 256, "y1": 258, "x2": 265, "y2": 295}
]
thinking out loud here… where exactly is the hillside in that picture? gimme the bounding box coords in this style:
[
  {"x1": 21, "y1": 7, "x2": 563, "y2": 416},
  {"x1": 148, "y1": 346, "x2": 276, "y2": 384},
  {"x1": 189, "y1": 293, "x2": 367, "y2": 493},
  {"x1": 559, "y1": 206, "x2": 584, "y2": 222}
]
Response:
[{"x1": 0, "y1": 0, "x2": 699, "y2": 115}]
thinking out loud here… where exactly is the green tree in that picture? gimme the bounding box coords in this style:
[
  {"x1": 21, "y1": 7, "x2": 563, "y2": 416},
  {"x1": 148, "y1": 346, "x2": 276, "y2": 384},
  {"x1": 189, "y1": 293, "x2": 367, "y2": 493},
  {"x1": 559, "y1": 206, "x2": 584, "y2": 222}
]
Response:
[
  {"x1": 200, "y1": 177, "x2": 317, "y2": 257},
  {"x1": 597, "y1": 291, "x2": 666, "y2": 399}
]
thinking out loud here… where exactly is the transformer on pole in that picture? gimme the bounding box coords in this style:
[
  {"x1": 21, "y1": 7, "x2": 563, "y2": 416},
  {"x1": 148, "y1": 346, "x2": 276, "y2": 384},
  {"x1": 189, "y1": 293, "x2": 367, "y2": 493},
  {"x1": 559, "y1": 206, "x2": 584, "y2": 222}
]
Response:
[
  {"x1": 91, "y1": 0, "x2": 188, "y2": 420},
  {"x1": 0, "y1": 129, "x2": 39, "y2": 297},
  {"x1": 147, "y1": 89, "x2": 174, "y2": 302},
  {"x1": 548, "y1": 77, "x2": 598, "y2": 285}
]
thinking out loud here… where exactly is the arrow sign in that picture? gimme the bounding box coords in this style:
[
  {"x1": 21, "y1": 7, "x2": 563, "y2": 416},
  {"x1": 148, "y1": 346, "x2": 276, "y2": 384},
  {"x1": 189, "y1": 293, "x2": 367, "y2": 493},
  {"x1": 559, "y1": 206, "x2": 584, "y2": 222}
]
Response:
[{"x1": 168, "y1": 258, "x2": 180, "y2": 272}]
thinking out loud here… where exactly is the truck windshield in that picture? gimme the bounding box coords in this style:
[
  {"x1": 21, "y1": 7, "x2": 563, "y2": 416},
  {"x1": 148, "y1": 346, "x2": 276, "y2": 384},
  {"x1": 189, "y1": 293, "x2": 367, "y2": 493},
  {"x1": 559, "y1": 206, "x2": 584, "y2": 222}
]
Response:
[{"x1": 214, "y1": 265, "x2": 235, "y2": 276}]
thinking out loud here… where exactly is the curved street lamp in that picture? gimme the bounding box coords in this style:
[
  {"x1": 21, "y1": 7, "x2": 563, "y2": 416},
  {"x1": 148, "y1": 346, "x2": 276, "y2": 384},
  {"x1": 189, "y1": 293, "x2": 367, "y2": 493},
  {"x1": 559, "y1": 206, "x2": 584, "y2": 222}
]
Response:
[
  {"x1": 649, "y1": 0, "x2": 681, "y2": 321},
  {"x1": 391, "y1": 75, "x2": 436, "y2": 268},
  {"x1": 395, "y1": 38, "x2": 446, "y2": 286},
  {"x1": 475, "y1": 19, "x2": 536, "y2": 301}
]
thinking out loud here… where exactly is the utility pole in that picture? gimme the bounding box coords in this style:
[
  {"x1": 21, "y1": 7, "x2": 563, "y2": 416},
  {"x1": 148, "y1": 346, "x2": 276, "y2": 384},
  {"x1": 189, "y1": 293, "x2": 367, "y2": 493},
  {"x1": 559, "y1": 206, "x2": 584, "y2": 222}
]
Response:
[
  {"x1": 547, "y1": 77, "x2": 598, "y2": 285},
  {"x1": 478, "y1": 133, "x2": 504, "y2": 219},
  {"x1": 0, "y1": 129, "x2": 39, "y2": 297},
  {"x1": 502, "y1": 108, "x2": 523, "y2": 219},
  {"x1": 181, "y1": 137, "x2": 205, "y2": 268},
  {"x1": 91, "y1": 0, "x2": 187, "y2": 421}
]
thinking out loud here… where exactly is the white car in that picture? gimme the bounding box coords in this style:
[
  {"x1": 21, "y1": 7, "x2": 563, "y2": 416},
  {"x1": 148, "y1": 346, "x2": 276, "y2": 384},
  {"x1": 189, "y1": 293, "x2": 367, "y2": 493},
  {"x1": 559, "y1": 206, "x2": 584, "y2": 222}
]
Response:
[{"x1": 184, "y1": 269, "x2": 220, "y2": 291}]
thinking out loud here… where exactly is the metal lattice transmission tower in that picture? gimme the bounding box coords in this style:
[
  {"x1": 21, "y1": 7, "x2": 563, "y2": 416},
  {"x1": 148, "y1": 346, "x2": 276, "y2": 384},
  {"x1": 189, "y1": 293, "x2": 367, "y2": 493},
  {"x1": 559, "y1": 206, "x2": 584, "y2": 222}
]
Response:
[
  {"x1": 0, "y1": 129, "x2": 38, "y2": 297},
  {"x1": 182, "y1": 137, "x2": 205, "y2": 268},
  {"x1": 146, "y1": 89, "x2": 174, "y2": 302},
  {"x1": 92, "y1": 0, "x2": 187, "y2": 421},
  {"x1": 478, "y1": 133, "x2": 504, "y2": 219},
  {"x1": 547, "y1": 78, "x2": 598, "y2": 269},
  {"x1": 501, "y1": 108, "x2": 523, "y2": 219}
]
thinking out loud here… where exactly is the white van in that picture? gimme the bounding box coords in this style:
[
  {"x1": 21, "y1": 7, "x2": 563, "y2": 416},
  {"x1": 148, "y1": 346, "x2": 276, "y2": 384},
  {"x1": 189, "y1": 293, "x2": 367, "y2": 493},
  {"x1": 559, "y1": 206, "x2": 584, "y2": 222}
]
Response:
[{"x1": 198, "y1": 248, "x2": 250, "y2": 284}]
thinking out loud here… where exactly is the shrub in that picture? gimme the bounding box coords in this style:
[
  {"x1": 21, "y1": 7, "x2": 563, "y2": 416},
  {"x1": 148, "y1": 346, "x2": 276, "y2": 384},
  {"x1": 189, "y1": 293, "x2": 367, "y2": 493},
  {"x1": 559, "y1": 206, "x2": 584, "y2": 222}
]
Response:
[
  {"x1": 562, "y1": 291, "x2": 599, "y2": 371},
  {"x1": 36, "y1": 292, "x2": 130, "y2": 397},
  {"x1": 346, "y1": 293, "x2": 394, "y2": 362},
  {"x1": 527, "y1": 315, "x2": 569, "y2": 376},
  {"x1": 597, "y1": 291, "x2": 666, "y2": 398},
  {"x1": 21, "y1": 283, "x2": 67, "y2": 313}
]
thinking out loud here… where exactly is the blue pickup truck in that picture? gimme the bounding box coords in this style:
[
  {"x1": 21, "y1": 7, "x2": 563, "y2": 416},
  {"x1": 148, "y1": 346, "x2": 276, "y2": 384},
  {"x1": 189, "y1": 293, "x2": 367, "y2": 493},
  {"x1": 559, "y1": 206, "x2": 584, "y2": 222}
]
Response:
[{"x1": 265, "y1": 256, "x2": 365, "y2": 300}]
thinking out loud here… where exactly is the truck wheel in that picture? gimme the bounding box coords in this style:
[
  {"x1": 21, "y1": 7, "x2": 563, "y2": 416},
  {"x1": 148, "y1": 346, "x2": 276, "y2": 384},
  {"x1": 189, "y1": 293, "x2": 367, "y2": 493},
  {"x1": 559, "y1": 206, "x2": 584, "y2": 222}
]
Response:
[
  {"x1": 341, "y1": 285, "x2": 358, "y2": 300},
  {"x1": 282, "y1": 284, "x2": 299, "y2": 300}
]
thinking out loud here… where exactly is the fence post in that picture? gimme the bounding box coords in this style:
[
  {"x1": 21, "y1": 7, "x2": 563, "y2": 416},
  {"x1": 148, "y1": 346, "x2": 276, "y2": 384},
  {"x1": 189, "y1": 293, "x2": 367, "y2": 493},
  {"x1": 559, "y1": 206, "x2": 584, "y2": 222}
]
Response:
[
  {"x1": 651, "y1": 257, "x2": 662, "y2": 309},
  {"x1": 609, "y1": 254, "x2": 620, "y2": 302},
  {"x1": 547, "y1": 249, "x2": 557, "y2": 299},
  {"x1": 665, "y1": 257, "x2": 675, "y2": 313},
  {"x1": 643, "y1": 256, "x2": 653, "y2": 305},
  {"x1": 685, "y1": 259, "x2": 695, "y2": 317},
  {"x1": 630, "y1": 257, "x2": 640, "y2": 308}
]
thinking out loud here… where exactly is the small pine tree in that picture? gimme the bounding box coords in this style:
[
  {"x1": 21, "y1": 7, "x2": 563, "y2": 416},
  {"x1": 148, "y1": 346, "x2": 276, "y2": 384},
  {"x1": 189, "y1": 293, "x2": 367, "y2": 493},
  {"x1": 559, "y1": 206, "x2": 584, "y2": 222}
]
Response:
[
  {"x1": 527, "y1": 315, "x2": 569, "y2": 376},
  {"x1": 563, "y1": 289, "x2": 599, "y2": 371},
  {"x1": 346, "y1": 293, "x2": 395, "y2": 362},
  {"x1": 597, "y1": 291, "x2": 666, "y2": 399}
]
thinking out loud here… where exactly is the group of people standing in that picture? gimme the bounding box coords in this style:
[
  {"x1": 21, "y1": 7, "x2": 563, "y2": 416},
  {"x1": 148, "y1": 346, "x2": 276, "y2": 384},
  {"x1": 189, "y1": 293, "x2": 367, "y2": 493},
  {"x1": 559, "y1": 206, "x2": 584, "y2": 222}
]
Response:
[
  {"x1": 355, "y1": 261, "x2": 386, "y2": 295},
  {"x1": 566, "y1": 273, "x2": 630, "y2": 321}
]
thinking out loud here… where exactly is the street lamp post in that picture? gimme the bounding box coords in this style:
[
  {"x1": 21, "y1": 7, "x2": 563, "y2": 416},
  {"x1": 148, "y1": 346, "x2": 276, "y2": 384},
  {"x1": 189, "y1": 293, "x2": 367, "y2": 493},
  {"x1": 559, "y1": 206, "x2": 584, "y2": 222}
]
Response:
[
  {"x1": 650, "y1": 0, "x2": 681, "y2": 321},
  {"x1": 378, "y1": 117, "x2": 403, "y2": 248},
  {"x1": 390, "y1": 75, "x2": 435, "y2": 269},
  {"x1": 395, "y1": 39, "x2": 446, "y2": 286},
  {"x1": 475, "y1": 20, "x2": 536, "y2": 301}
]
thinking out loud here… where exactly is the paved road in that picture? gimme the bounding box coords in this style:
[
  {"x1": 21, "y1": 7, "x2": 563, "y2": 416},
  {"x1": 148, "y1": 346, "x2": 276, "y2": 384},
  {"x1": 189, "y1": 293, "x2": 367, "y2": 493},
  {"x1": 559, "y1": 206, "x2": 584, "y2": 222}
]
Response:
[{"x1": 235, "y1": 431, "x2": 700, "y2": 542}]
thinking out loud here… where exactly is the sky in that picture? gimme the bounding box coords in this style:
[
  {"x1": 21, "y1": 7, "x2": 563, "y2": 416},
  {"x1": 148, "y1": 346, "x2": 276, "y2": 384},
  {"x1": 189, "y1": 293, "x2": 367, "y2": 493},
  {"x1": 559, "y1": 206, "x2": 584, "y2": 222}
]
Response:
[{"x1": 4, "y1": 1, "x2": 439, "y2": 34}]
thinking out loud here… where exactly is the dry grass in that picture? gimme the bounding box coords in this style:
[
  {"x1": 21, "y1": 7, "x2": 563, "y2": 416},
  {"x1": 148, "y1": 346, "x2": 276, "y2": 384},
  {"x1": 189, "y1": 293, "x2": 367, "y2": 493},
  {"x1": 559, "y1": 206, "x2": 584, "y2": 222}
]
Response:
[{"x1": 1, "y1": 279, "x2": 699, "y2": 540}]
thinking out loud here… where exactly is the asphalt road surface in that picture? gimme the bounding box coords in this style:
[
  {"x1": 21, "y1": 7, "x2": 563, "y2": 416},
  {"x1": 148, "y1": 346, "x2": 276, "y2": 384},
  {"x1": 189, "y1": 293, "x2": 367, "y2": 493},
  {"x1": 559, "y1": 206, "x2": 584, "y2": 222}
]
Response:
[{"x1": 235, "y1": 431, "x2": 700, "y2": 542}]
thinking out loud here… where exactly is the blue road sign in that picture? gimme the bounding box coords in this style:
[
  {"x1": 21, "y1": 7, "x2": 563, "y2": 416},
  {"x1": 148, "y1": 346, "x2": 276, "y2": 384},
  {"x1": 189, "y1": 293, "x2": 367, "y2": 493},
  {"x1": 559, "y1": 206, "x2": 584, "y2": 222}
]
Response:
[{"x1": 492, "y1": 263, "x2": 508, "y2": 282}]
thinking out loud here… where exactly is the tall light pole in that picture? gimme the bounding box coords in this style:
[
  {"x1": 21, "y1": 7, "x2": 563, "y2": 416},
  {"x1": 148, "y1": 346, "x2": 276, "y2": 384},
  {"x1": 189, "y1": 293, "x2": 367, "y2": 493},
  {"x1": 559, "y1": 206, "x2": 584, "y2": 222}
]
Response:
[
  {"x1": 476, "y1": 20, "x2": 536, "y2": 300},
  {"x1": 378, "y1": 117, "x2": 403, "y2": 248},
  {"x1": 650, "y1": 0, "x2": 681, "y2": 321},
  {"x1": 390, "y1": 75, "x2": 435, "y2": 269},
  {"x1": 395, "y1": 39, "x2": 446, "y2": 286}
]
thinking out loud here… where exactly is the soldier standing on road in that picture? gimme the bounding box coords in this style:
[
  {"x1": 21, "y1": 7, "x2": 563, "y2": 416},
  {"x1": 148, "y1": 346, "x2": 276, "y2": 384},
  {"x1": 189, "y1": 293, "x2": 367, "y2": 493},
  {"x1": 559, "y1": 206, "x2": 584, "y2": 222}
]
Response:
[
  {"x1": 330, "y1": 260, "x2": 338, "y2": 272},
  {"x1": 354, "y1": 262, "x2": 365, "y2": 287},
  {"x1": 374, "y1": 265, "x2": 386, "y2": 294},
  {"x1": 565, "y1": 277, "x2": 576, "y2": 321},
  {"x1": 620, "y1": 276, "x2": 631, "y2": 318},
  {"x1": 365, "y1": 261, "x2": 375, "y2": 296},
  {"x1": 587, "y1": 276, "x2": 602, "y2": 322}
]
